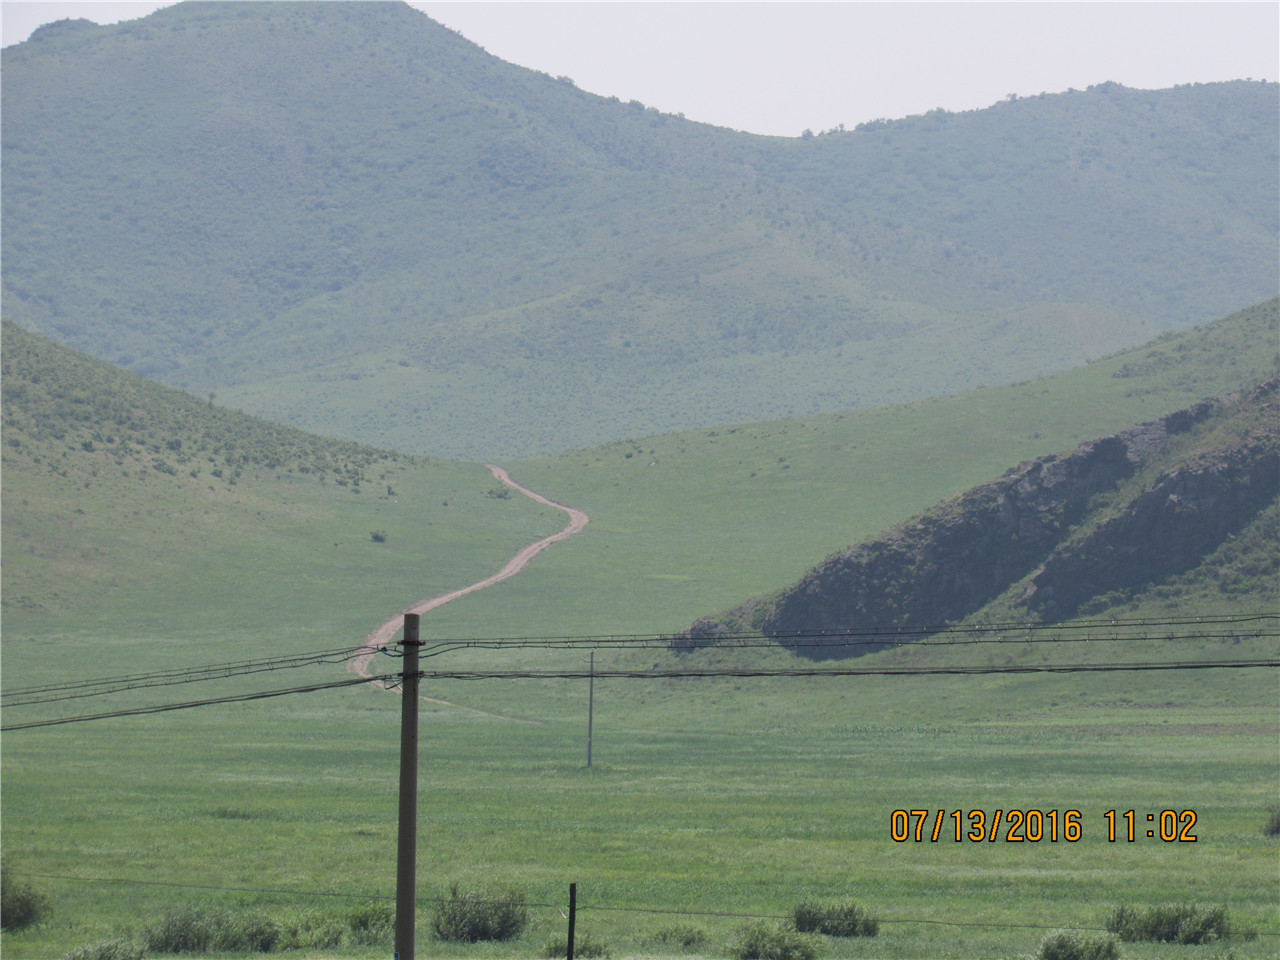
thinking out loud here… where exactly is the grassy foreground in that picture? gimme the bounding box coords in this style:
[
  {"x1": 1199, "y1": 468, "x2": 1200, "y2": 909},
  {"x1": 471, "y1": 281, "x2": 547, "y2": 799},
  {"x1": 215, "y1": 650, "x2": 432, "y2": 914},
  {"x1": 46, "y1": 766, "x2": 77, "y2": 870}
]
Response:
[
  {"x1": 3, "y1": 652, "x2": 1276, "y2": 958},
  {"x1": 2, "y1": 305, "x2": 1277, "y2": 957}
]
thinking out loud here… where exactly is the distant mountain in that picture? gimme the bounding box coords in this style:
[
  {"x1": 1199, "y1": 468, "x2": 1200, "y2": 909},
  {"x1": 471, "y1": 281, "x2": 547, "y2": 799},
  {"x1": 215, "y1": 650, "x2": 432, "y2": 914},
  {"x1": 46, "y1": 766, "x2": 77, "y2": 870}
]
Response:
[
  {"x1": 680, "y1": 377, "x2": 1279, "y2": 653},
  {"x1": 3, "y1": 1, "x2": 1277, "y2": 458}
]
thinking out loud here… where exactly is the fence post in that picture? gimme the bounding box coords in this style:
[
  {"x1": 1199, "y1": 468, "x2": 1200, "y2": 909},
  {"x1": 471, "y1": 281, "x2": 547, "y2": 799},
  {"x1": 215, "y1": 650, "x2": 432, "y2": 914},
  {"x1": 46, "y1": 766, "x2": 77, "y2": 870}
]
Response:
[
  {"x1": 566, "y1": 882, "x2": 577, "y2": 960},
  {"x1": 395, "y1": 613, "x2": 422, "y2": 960}
]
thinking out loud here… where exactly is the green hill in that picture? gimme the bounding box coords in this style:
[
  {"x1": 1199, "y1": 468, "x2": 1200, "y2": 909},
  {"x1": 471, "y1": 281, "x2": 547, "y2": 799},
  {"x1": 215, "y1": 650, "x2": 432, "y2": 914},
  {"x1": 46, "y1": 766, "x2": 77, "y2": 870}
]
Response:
[
  {"x1": 680, "y1": 378, "x2": 1278, "y2": 652},
  {"x1": 0, "y1": 319, "x2": 566, "y2": 639},
  {"x1": 3, "y1": 1, "x2": 1276, "y2": 458}
]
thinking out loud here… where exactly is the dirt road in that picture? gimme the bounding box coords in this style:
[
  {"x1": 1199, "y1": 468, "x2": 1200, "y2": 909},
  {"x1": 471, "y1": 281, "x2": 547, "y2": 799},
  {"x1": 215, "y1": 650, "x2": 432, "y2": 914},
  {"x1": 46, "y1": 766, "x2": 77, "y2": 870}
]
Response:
[{"x1": 349, "y1": 465, "x2": 587, "y2": 689}]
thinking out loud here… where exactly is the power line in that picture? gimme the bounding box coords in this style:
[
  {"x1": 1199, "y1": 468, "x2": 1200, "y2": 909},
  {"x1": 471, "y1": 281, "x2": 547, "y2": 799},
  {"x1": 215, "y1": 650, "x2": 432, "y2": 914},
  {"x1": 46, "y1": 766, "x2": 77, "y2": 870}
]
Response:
[
  {"x1": 0, "y1": 674, "x2": 398, "y2": 731},
  {"x1": 415, "y1": 659, "x2": 1278, "y2": 679},
  {"x1": 4, "y1": 657, "x2": 1275, "y2": 732},
  {"x1": 401, "y1": 612, "x2": 1280, "y2": 648},
  {"x1": 1, "y1": 645, "x2": 367, "y2": 707},
  {"x1": 5, "y1": 614, "x2": 1272, "y2": 711}
]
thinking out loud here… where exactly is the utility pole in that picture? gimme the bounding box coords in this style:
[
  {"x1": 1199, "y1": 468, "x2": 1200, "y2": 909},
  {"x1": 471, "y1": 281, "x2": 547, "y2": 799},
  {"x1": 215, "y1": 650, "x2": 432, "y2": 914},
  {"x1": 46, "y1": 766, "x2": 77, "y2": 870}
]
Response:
[
  {"x1": 586, "y1": 651, "x2": 594, "y2": 768},
  {"x1": 395, "y1": 613, "x2": 421, "y2": 960}
]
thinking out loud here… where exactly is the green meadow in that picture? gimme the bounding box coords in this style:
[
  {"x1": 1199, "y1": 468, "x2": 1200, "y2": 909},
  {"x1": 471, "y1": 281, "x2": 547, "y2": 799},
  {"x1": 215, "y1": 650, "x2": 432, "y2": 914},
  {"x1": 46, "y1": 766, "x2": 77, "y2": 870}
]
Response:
[{"x1": 2, "y1": 304, "x2": 1277, "y2": 957}]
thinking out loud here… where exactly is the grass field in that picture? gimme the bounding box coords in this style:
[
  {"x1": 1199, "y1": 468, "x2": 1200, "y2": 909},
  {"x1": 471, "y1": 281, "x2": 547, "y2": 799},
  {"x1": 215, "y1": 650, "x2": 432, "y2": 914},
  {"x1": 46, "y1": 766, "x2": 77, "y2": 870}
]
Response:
[
  {"x1": 2, "y1": 304, "x2": 1277, "y2": 958},
  {"x1": 3, "y1": 650, "x2": 1276, "y2": 958}
]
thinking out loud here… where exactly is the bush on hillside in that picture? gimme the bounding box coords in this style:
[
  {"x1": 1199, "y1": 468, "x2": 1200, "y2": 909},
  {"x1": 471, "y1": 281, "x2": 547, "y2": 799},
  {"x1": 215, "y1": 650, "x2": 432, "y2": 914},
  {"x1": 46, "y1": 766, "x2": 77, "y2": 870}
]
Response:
[
  {"x1": 61, "y1": 938, "x2": 145, "y2": 960},
  {"x1": 141, "y1": 903, "x2": 279, "y2": 953},
  {"x1": 432, "y1": 883, "x2": 528, "y2": 942},
  {"x1": 1105, "y1": 902, "x2": 1231, "y2": 944},
  {"x1": 793, "y1": 897, "x2": 878, "y2": 936},
  {"x1": 0, "y1": 870, "x2": 53, "y2": 930},
  {"x1": 1037, "y1": 929, "x2": 1121, "y2": 960},
  {"x1": 646, "y1": 923, "x2": 708, "y2": 949},
  {"x1": 1265, "y1": 803, "x2": 1280, "y2": 836},
  {"x1": 730, "y1": 922, "x2": 821, "y2": 960},
  {"x1": 541, "y1": 930, "x2": 611, "y2": 958},
  {"x1": 346, "y1": 903, "x2": 395, "y2": 945}
]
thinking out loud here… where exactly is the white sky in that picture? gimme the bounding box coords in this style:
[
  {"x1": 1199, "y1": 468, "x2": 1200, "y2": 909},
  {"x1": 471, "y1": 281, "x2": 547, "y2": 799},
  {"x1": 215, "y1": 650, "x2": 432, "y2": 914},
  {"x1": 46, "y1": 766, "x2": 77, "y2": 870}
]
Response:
[{"x1": 2, "y1": 1, "x2": 1277, "y2": 137}]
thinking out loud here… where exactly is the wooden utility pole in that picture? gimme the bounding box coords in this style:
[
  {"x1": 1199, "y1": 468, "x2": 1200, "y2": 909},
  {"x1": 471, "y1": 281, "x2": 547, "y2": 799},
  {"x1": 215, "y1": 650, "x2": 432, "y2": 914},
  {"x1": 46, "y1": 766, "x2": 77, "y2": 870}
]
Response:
[
  {"x1": 395, "y1": 613, "x2": 422, "y2": 960},
  {"x1": 586, "y1": 651, "x2": 594, "y2": 768}
]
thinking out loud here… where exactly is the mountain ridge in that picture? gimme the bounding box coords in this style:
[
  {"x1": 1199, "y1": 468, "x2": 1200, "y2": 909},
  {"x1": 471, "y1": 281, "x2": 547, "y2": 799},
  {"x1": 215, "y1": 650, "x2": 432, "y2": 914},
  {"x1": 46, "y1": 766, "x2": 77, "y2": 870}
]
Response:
[{"x1": 3, "y1": 0, "x2": 1276, "y2": 457}]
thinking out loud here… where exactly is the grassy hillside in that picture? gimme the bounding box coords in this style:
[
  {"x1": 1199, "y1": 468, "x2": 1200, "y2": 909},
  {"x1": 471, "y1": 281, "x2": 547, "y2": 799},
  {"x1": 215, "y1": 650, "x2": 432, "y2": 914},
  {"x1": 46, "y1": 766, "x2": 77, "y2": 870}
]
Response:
[
  {"x1": 682, "y1": 378, "x2": 1277, "y2": 650},
  {"x1": 0, "y1": 319, "x2": 566, "y2": 643},
  {"x1": 2, "y1": 307, "x2": 1277, "y2": 957},
  {"x1": 3, "y1": 1, "x2": 1276, "y2": 457},
  {"x1": 469, "y1": 299, "x2": 1280, "y2": 642}
]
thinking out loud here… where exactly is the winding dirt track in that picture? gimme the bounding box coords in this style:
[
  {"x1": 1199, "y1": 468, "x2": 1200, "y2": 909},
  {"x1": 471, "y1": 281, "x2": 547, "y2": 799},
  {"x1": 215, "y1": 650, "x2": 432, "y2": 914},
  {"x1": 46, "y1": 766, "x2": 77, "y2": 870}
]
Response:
[{"x1": 349, "y1": 465, "x2": 588, "y2": 691}]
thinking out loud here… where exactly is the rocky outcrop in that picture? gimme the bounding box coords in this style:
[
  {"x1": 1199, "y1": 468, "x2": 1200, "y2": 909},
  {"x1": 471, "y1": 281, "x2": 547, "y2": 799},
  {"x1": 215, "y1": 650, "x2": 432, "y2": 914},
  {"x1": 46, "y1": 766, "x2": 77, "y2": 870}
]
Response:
[
  {"x1": 1026, "y1": 382, "x2": 1278, "y2": 616},
  {"x1": 679, "y1": 379, "x2": 1277, "y2": 657}
]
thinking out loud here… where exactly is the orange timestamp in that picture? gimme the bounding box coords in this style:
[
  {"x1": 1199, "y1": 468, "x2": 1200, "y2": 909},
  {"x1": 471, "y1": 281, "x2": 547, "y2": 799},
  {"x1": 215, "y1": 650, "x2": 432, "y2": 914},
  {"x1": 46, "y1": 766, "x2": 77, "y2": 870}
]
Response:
[{"x1": 890, "y1": 809, "x2": 1199, "y2": 843}]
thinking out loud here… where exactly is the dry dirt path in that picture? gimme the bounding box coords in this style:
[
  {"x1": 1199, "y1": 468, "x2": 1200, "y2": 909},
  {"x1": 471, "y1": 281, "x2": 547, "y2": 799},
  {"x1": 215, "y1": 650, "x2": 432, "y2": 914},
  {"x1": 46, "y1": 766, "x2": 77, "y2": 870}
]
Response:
[{"x1": 349, "y1": 465, "x2": 588, "y2": 712}]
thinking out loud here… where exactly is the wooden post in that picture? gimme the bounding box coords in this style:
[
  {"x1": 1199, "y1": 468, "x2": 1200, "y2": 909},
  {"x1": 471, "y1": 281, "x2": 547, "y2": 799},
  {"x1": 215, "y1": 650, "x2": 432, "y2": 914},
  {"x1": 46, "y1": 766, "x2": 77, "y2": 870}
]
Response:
[
  {"x1": 395, "y1": 613, "x2": 422, "y2": 960},
  {"x1": 586, "y1": 651, "x2": 594, "y2": 768},
  {"x1": 567, "y1": 882, "x2": 577, "y2": 960}
]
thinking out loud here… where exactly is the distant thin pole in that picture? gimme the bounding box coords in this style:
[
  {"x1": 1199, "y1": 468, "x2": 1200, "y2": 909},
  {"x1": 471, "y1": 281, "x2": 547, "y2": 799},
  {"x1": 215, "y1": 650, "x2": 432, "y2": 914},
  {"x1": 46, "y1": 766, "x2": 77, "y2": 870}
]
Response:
[
  {"x1": 586, "y1": 651, "x2": 594, "y2": 768},
  {"x1": 395, "y1": 613, "x2": 421, "y2": 960}
]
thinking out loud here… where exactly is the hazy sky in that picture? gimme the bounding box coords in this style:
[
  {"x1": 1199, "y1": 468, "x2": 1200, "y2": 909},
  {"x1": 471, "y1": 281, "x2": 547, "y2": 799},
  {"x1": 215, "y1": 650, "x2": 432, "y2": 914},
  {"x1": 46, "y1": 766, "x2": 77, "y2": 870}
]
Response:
[{"x1": 2, "y1": 1, "x2": 1277, "y2": 136}]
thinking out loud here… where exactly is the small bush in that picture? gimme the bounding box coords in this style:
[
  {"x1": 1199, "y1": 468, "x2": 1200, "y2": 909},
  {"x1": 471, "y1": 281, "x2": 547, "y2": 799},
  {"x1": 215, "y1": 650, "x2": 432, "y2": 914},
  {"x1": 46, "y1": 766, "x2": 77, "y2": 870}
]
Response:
[
  {"x1": 1265, "y1": 804, "x2": 1280, "y2": 836},
  {"x1": 1038, "y1": 929, "x2": 1121, "y2": 960},
  {"x1": 142, "y1": 903, "x2": 279, "y2": 953},
  {"x1": 62, "y1": 939, "x2": 145, "y2": 960},
  {"x1": 347, "y1": 903, "x2": 395, "y2": 945},
  {"x1": 731, "y1": 922, "x2": 821, "y2": 960},
  {"x1": 0, "y1": 871, "x2": 54, "y2": 931},
  {"x1": 1106, "y1": 902, "x2": 1230, "y2": 944},
  {"x1": 432, "y1": 883, "x2": 528, "y2": 942},
  {"x1": 647, "y1": 923, "x2": 709, "y2": 949},
  {"x1": 542, "y1": 930, "x2": 611, "y2": 958},
  {"x1": 793, "y1": 897, "x2": 877, "y2": 937},
  {"x1": 370, "y1": 530, "x2": 387, "y2": 543},
  {"x1": 275, "y1": 909, "x2": 346, "y2": 950}
]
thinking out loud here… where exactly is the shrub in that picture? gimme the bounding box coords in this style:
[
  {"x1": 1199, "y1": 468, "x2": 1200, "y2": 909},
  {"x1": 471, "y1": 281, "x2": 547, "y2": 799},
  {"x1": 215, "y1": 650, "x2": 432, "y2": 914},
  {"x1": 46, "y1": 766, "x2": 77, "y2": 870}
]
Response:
[
  {"x1": 731, "y1": 922, "x2": 821, "y2": 960},
  {"x1": 793, "y1": 897, "x2": 878, "y2": 937},
  {"x1": 432, "y1": 883, "x2": 528, "y2": 942},
  {"x1": 141, "y1": 903, "x2": 279, "y2": 953},
  {"x1": 1037, "y1": 929, "x2": 1121, "y2": 960},
  {"x1": 347, "y1": 903, "x2": 395, "y2": 945},
  {"x1": 647, "y1": 923, "x2": 709, "y2": 949},
  {"x1": 0, "y1": 871, "x2": 54, "y2": 931},
  {"x1": 370, "y1": 530, "x2": 387, "y2": 543},
  {"x1": 1265, "y1": 804, "x2": 1280, "y2": 836},
  {"x1": 275, "y1": 909, "x2": 346, "y2": 950},
  {"x1": 1105, "y1": 902, "x2": 1230, "y2": 944},
  {"x1": 542, "y1": 930, "x2": 611, "y2": 958},
  {"x1": 61, "y1": 939, "x2": 145, "y2": 960}
]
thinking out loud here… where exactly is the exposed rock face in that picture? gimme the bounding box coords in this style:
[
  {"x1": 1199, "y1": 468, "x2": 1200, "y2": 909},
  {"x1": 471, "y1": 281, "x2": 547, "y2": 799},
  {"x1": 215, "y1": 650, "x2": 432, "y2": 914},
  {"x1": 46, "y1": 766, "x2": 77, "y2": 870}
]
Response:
[
  {"x1": 680, "y1": 379, "x2": 1277, "y2": 657},
  {"x1": 1026, "y1": 382, "x2": 1279, "y2": 616}
]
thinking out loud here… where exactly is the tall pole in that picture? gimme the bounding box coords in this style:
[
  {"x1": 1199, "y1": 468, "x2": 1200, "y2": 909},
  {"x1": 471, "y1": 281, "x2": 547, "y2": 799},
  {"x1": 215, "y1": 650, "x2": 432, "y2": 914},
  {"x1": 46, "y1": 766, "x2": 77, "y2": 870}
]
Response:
[
  {"x1": 395, "y1": 613, "x2": 422, "y2": 960},
  {"x1": 586, "y1": 651, "x2": 594, "y2": 768}
]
